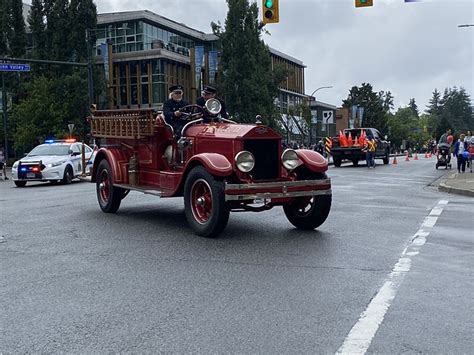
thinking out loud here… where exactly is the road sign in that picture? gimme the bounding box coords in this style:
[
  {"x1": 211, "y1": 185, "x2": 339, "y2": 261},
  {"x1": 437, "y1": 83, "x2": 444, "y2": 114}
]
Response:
[
  {"x1": 323, "y1": 111, "x2": 334, "y2": 123},
  {"x1": 0, "y1": 63, "x2": 31, "y2": 72}
]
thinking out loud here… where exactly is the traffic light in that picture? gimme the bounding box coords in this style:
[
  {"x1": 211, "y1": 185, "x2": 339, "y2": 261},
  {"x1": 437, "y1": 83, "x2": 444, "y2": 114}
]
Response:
[
  {"x1": 262, "y1": 0, "x2": 279, "y2": 24},
  {"x1": 355, "y1": 0, "x2": 373, "y2": 7}
]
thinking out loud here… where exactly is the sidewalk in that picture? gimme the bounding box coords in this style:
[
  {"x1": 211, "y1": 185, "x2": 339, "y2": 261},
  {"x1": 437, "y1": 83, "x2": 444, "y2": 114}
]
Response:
[{"x1": 438, "y1": 171, "x2": 474, "y2": 197}]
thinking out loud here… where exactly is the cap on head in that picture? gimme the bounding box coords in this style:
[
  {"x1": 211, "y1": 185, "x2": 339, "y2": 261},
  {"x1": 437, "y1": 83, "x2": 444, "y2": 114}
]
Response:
[
  {"x1": 169, "y1": 85, "x2": 184, "y2": 93},
  {"x1": 203, "y1": 86, "x2": 217, "y2": 95}
]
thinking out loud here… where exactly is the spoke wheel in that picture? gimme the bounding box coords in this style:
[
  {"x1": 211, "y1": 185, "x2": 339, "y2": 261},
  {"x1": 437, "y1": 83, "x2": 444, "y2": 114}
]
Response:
[
  {"x1": 190, "y1": 178, "x2": 213, "y2": 224},
  {"x1": 184, "y1": 166, "x2": 229, "y2": 237},
  {"x1": 96, "y1": 160, "x2": 124, "y2": 213}
]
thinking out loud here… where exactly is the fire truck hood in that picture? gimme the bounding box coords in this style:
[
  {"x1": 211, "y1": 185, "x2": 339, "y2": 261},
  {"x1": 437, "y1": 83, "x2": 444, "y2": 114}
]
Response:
[{"x1": 185, "y1": 123, "x2": 281, "y2": 140}]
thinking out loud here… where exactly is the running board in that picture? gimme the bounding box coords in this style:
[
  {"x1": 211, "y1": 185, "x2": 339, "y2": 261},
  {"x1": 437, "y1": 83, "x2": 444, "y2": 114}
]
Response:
[{"x1": 114, "y1": 184, "x2": 163, "y2": 197}]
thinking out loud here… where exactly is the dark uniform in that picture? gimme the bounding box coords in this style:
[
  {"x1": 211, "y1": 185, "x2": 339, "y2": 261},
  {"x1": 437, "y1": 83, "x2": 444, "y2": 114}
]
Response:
[
  {"x1": 162, "y1": 85, "x2": 189, "y2": 137},
  {"x1": 196, "y1": 85, "x2": 228, "y2": 121}
]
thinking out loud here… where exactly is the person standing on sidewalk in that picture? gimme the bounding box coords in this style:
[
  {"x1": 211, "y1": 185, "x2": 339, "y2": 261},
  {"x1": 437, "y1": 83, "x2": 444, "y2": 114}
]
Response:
[
  {"x1": 454, "y1": 133, "x2": 468, "y2": 173},
  {"x1": 0, "y1": 147, "x2": 8, "y2": 180}
]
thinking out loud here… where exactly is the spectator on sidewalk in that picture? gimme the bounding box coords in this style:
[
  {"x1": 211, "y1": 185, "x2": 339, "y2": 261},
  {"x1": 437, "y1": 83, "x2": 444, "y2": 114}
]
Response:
[
  {"x1": 454, "y1": 133, "x2": 468, "y2": 173},
  {"x1": 0, "y1": 147, "x2": 8, "y2": 180}
]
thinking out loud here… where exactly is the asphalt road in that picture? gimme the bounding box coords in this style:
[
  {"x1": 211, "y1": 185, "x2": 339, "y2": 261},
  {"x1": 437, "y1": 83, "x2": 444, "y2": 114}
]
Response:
[{"x1": 1, "y1": 157, "x2": 473, "y2": 353}]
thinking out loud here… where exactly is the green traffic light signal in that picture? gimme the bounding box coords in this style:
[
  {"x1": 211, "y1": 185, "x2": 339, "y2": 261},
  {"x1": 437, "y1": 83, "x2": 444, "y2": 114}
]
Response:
[{"x1": 262, "y1": 0, "x2": 279, "y2": 24}]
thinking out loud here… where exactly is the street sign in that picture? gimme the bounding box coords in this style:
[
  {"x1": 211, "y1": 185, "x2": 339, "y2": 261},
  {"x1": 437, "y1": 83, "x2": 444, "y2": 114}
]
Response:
[
  {"x1": 323, "y1": 111, "x2": 333, "y2": 123},
  {"x1": 0, "y1": 63, "x2": 31, "y2": 72}
]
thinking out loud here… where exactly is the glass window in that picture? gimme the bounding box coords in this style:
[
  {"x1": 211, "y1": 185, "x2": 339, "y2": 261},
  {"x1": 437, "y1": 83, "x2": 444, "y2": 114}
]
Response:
[{"x1": 141, "y1": 84, "x2": 149, "y2": 105}]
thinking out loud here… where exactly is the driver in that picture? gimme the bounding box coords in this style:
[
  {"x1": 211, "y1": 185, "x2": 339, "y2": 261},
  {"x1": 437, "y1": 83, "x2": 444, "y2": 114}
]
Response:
[
  {"x1": 196, "y1": 86, "x2": 228, "y2": 121},
  {"x1": 163, "y1": 85, "x2": 188, "y2": 138}
]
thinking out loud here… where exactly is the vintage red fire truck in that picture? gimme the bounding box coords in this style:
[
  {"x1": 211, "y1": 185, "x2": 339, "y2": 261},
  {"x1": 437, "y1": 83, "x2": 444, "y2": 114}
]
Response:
[{"x1": 89, "y1": 99, "x2": 332, "y2": 237}]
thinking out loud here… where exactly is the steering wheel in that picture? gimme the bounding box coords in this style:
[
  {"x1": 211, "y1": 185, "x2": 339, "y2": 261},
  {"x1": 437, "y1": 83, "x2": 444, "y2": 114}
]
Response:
[{"x1": 179, "y1": 105, "x2": 205, "y2": 121}]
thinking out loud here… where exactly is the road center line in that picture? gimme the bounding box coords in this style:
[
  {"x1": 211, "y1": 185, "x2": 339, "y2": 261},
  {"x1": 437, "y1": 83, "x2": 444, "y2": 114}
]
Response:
[{"x1": 336, "y1": 199, "x2": 449, "y2": 355}]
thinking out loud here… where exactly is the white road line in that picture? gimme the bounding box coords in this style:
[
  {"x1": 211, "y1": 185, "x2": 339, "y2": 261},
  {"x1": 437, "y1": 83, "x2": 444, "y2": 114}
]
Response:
[{"x1": 336, "y1": 199, "x2": 449, "y2": 355}]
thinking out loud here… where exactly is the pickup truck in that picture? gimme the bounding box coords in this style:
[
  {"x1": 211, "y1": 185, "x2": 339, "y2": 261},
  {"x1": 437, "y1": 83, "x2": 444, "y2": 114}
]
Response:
[{"x1": 330, "y1": 128, "x2": 390, "y2": 167}]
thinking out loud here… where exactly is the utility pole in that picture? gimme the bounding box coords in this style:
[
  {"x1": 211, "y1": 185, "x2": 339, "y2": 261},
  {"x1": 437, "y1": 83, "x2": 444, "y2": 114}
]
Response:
[{"x1": 2, "y1": 73, "x2": 8, "y2": 161}]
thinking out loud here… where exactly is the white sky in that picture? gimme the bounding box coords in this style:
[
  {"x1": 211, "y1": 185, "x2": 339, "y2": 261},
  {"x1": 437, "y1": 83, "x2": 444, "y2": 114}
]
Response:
[{"x1": 73, "y1": 0, "x2": 474, "y2": 111}]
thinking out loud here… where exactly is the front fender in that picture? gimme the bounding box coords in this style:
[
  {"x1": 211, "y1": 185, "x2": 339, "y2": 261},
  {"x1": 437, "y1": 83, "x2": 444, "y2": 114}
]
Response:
[
  {"x1": 297, "y1": 149, "x2": 328, "y2": 173},
  {"x1": 186, "y1": 153, "x2": 233, "y2": 177},
  {"x1": 91, "y1": 147, "x2": 131, "y2": 183}
]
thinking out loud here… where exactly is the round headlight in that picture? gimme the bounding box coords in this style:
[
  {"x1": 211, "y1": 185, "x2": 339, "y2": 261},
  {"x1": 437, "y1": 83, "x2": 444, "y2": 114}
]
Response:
[
  {"x1": 205, "y1": 98, "x2": 222, "y2": 115},
  {"x1": 281, "y1": 149, "x2": 299, "y2": 170},
  {"x1": 235, "y1": 151, "x2": 255, "y2": 173}
]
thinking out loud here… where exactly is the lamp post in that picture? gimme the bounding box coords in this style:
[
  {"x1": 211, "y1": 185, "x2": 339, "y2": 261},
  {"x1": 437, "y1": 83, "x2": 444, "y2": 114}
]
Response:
[{"x1": 308, "y1": 86, "x2": 333, "y2": 142}]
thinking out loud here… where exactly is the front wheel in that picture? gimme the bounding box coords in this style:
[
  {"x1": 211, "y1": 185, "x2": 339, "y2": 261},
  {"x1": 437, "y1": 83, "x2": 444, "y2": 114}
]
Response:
[
  {"x1": 14, "y1": 181, "x2": 27, "y2": 187},
  {"x1": 184, "y1": 166, "x2": 229, "y2": 238},
  {"x1": 61, "y1": 166, "x2": 73, "y2": 184},
  {"x1": 333, "y1": 157, "x2": 342, "y2": 167},
  {"x1": 283, "y1": 194, "x2": 332, "y2": 230},
  {"x1": 96, "y1": 160, "x2": 125, "y2": 213}
]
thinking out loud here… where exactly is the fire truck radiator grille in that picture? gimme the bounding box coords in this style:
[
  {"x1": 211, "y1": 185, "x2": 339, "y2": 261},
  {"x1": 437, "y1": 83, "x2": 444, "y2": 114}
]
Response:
[{"x1": 244, "y1": 139, "x2": 279, "y2": 180}]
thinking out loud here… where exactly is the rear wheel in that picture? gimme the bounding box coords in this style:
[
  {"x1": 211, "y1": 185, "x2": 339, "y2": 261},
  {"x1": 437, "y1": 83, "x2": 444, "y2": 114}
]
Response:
[
  {"x1": 333, "y1": 157, "x2": 342, "y2": 167},
  {"x1": 284, "y1": 194, "x2": 332, "y2": 230},
  {"x1": 96, "y1": 160, "x2": 124, "y2": 213},
  {"x1": 352, "y1": 159, "x2": 359, "y2": 166},
  {"x1": 184, "y1": 166, "x2": 229, "y2": 237},
  {"x1": 14, "y1": 181, "x2": 27, "y2": 187}
]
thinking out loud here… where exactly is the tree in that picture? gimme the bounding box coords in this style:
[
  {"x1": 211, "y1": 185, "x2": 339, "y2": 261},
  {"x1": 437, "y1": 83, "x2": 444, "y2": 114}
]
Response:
[
  {"x1": 69, "y1": 0, "x2": 97, "y2": 62},
  {"x1": 342, "y1": 83, "x2": 387, "y2": 133},
  {"x1": 426, "y1": 89, "x2": 442, "y2": 116},
  {"x1": 28, "y1": 0, "x2": 46, "y2": 59},
  {"x1": 9, "y1": 0, "x2": 27, "y2": 58},
  {"x1": 11, "y1": 73, "x2": 89, "y2": 152},
  {"x1": 0, "y1": 0, "x2": 11, "y2": 55},
  {"x1": 379, "y1": 90, "x2": 394, "y2": 113},
  {"x1": 408, "y1": 98, "x2": 419, "y2": 118},
  {"x1": 212, "y1": 0, "x2": 286, "y2": 126}
]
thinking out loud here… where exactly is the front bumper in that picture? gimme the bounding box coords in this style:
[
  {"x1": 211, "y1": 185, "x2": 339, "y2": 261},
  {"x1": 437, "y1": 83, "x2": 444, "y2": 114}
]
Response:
[
  {"x1": 12, "y1": 167, "x2": 64, "y2": 181},
  {"x1": 225, "y1": 179, "x2": 331, "y2": 201}
]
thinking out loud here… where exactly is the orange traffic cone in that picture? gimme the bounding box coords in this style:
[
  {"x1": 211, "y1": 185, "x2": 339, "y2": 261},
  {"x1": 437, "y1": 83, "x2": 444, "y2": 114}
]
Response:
[
  {"x1": 392, "y1": 156, "x2": 398, "y2": 165},
  {"x1": 414, "y1": 153, "x2": 418, "y2": 160},
  {"x1": 405, "y1": 151, "x2": 410, "y2": 161},
  {"x1": 424, "y1": 152, "x2": 429, "y2": 158},
  {"x1": 429, "y1": 152, "x2": 432, "y2": 158}
]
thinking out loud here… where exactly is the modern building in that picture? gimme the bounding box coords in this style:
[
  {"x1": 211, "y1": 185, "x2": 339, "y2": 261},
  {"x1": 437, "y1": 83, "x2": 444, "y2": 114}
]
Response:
[{"x1": 94, "y1": 9, "x2": 307, "y2": 127}]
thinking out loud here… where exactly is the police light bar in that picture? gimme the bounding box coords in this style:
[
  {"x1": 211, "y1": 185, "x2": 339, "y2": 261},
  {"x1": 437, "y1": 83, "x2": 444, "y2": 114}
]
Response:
[{"x1": 44, "y1": 139, "x2": 76, "y2": 144}]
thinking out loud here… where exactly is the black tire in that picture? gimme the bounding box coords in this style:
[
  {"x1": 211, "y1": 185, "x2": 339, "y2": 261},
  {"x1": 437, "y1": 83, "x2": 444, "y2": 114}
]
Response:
[
  {"x1": 96, "y1": 159, "x2": 124, "y2": 213},
  {"x1": 352, "y1": 159, "x2": 359, "y2": 166},
  {"x1": 184, "y1": 166, "x2": 229, "y2": 238},
  {"x1": 284, "y1": 194, "x2": 332, "y2": 230},
  {"x1": 14, "y1": 180, "x2": 27, "y2": 187},
  {"x1": 61, "y1": 165, "x2": 73, "y2": 184},
  {"x1": 383, "y1": 150, "x2": 390, "y2": 165},
  {"x1": 333, "y1": 157, "x2": 342, "y2": 167}
]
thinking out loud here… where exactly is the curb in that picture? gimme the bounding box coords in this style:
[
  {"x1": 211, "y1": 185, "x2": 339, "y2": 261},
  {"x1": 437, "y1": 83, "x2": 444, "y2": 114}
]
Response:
[{"x1": 438, "y1": 181, "x2": 474, "y2": 197}]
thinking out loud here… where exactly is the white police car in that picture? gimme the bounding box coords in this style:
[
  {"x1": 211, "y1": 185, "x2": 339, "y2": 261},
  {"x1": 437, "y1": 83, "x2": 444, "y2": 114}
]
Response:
[{"x1": 11, "y1": 139, "x2": 94, "y2": 187}]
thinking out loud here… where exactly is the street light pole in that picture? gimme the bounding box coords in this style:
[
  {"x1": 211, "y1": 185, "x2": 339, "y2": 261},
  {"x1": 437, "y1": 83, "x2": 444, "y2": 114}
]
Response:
[
  {"x1": 308, "y1": 86, "x2": 333, "y2": 143},
  {"x1": 85, "y1": 28, "x2": 94, "y2": 106}
]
